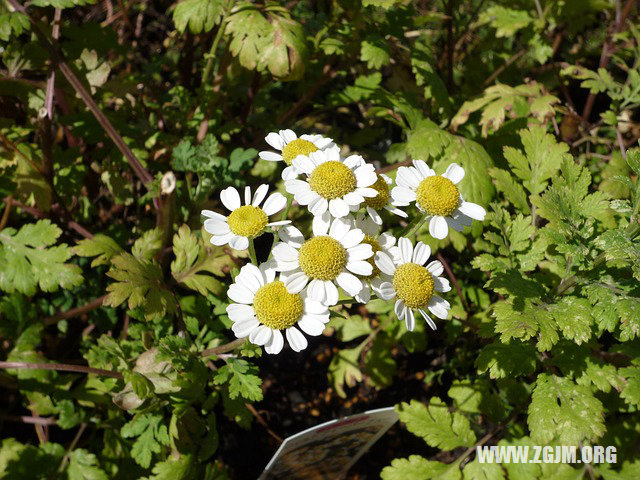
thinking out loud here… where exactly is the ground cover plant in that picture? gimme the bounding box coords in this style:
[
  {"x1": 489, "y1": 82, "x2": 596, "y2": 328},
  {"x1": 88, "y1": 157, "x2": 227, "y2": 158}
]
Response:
[{"x1": 1, "y1": 0, "x2": 640, "y2": 478}]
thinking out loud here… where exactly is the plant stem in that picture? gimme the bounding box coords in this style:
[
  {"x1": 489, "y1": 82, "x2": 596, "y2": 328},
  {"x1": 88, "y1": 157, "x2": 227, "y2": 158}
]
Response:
[
  {"x1": 201, "y1": 0, "x2": 234, "y2": 87},
  {"x1": 249, "y1": 238, "x2": 258, "y2": 264},
  {"x1": 399, "y1": 213, "x2": 426, "y2": 238},
  {"x1": 200, "y1": 337, "x2": 246, "y2": 357},
  {"x1": 0, "y1": 361, "x2": 123, "y2": 379}
]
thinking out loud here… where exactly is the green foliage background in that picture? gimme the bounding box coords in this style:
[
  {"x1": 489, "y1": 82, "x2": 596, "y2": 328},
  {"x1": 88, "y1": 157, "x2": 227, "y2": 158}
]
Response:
[{"x1": 1, "y1": 0, "x2": 640, "y2": 478}]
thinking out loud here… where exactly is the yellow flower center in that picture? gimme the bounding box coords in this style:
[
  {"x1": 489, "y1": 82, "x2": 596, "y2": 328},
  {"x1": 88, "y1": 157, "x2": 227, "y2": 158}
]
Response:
[
  {"x1": 308, "y1": 161, "x2": 357, "y2": 200},
  {"x1": 359, "y1": 235, "x2": 381, "y2": 280},
  {"x1": 416, "y1": 176, "x2": 460, "y2": 216},
  {"x1": 282, "y1": 138, "x2": 318, "y2": 165},
  {"x1": 392, "y1": 263, "x2": 434, "y2": 309},
  {"x1": 253, "y1": 281, "x2": 303, "y2": 330},
  {"x1": 298, "y1": 236, "x2": 347, "y2": 281},
  {"x1": 227, "y1": 205, "x2": 268, "y2": 237},
  {"x1": 363, "y1": 175, "x2": 390, "y2": 210}
]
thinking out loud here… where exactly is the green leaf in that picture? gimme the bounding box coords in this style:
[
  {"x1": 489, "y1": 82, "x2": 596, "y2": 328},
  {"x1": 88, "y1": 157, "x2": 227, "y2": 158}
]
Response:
[
  {"x1": 213, "y1": 358, "x2": 263, "y2": 401},
  {"x1": 493, "y1": 301, "x2": 558, "y2": 352},
  {"x1": 259, "y1": 14, "x2": 307, "y2": 81},
  {"x1": 31, "y1": 0, "x2": 98, "y2": 7},
  {"x1": 620, "y1": 367, "x2": 640, "y2": 407},
  {"x1": 549, "y1": 297, "x2": 592, "y2": 345},
  {"x1": 503, "y1": 126, "x2": 570, "y2": 196},
  {"x1": 0, "y1": 219, "x2": 83, "y2": 295},
  {"x1": 226, "y1": 3, "x2": 271, "y2": 71},
  {"x1": 171, "y1": 225, "x2": 234, "y2": 296},
  {"x1": 382, "y1": 455, "x2": 461, "y2": 480},
  {"x1": 0, "y1": 12, "x2": 29, "y2": 42},
  {"x1": 173, "y1": 0, "x2": 226, "y2": 34},
  {"x1": 476, "y1": 341, "x2": 538, "y2": 379},
  {"x1": 396, "y1": 398, "x2": 476, "y2": 450},
  {"x1": 528, "y1": 373, "x2": 605, "y2": 445},
  {"x1": 74, "y1": 234, "x2": 123, "y2": 267},
  {"x1": 67, "y1": 449, "x2": 108, "y2": 480},
  {"x1": 142, "y1": 454, "x2": 193, "y2": 480},
  {"x1": 362, "y1": 0, "x2": 401, "y2": 9},
  {"x1": 104, "y1": 253, "x2": 176, "y2": 321},
  {"x1": 489, "y1": 168, "x2": 529, "y2": 212},
  {"x1": 365, "y1": 335, "x2": 396, "y2": 389},
  {"x1": 448, "y1": 380, "x2": 505, "y2": 421},
  {"x1": 479, "y1": 6, "x2": 533, "y2": 37},
  {"x1": 462, "y1": 458, "x2": 505, "y2": 480},
  {"x1": 132, "y1": 228, "x2": 163, "y2": 261},
  {"x1": 121, "y1": 414, "x2": 170, "y2": 469},
  {"x1": 328, "y1": 345, "x2": 364, "y2": 398},
  {"x1": 361, "y1": 36, "x2": 390, "y2": 69}
]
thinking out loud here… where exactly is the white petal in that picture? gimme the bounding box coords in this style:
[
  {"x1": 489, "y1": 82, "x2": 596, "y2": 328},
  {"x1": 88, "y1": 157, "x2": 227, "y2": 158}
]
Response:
[
  {"x1": 265, "y1": 330, "x2": 284, "y2": 354},
  {"x1": 394, "y1": 299, "x2": 406, "y2": 320},
  {"x1": 367, "y1": 207, "x2": 382, "y2": 225},
  {"x1": 309, "y1": 196, "x2": 328, "y2": 216},
  {"x1": 307, "y1": 279, "x2": 326, "y2": 303},
  {"x1": 286, "y1": 179, "x2": 311, "y2": 196},
  {"x1": 429, "y1": 216, "x2": 449, "y2": 239},
  {"x1": 279, "y1": 225, "x2": 305, "y2": 248},
  {"x1": 204, "y1": 219, "x2": 230, "y2": 235},
  {"x1": 209, "y1": 232, "x2": 233, "y2": 246},
  {"x1": 249, "y1": 325, "x2": 273, "y2": 346},
  {"x1": 405, "y1": 308, "x2": 415, "y2": 331},
  {"x1": 282, "y1": 165, "x2": 299, "y2": 180},
  {"x1": 265, "y1": 132, "x2": 285, "y2": 150},
  {"x1": 412, "y1": 242, "x2": 431, "y2": 266},
  {"x1": 220, "y1": 187, "x2": 241, "y2": 211},
  {"x1": 348, "y1": 243, "x2": 373, "y2": 261},
  {"x1": 396, "y1": 166, "x2": 421, "y2": 189},
  {"x1": 341, "y1": 229, "x2": 365, "y2": 249},
  {"x1": 229, "y1": 235, "x2": 249, "y2": 251},
  {"x1": 329, "y1": 198, "x2": 350, "y2": 218},
  {"x1": 354, "y1": 165, "x2": 377, "y2": 187},
  {"x1": 283, "y1": 271, "x2": 309, "y2": 294},
  {"x1": 434, "y1": 276, "x2": 451, "y2": 292},
  {"x1": 280, "y1": 129, "x2": 297, "y2": 143},
  {"x1": 336, "y1": 272, "x2": 363, "y2": 296},
  {"x1": 391, "y1": 186, "x2": 417, "y2": 205},
  {"x1": 226, "y1": 303, "x2": 256, "y2": 321},
  {"x1": 237, "y1": 265, "x2": 263, "y2": 293},
  {"x1": 427, "y1": 260, "x2": 444, "y2": 276},
  {"x1": 355, "y1": 285, "x2": 371, "y2": 303},
  {"x1": 244, "y1": 186, "x2": 251, "y2": 205},
  {"x1": 286, "y1": 326, "x2": 308, "y2": 352},
  {"x1": 375, "y1": 252, "x2": 396, "y2": 276},
  {"x1": 419, "y1": 309, "x2": 438, "y2": 330},
  {"x1": 358, "y1": 187, "x2": 378, "y2": 198},
  {"x1": 329, "y1": 217, "x2": 351, "y2": 242},
  {"x1": 304, "y1": 300, "x2": 328, "y2": 315},
  {"x1": 446, "y1": 215, "x2": 465, "y2": 232},
  {"x1": 252, "y1": 184, "x2": 269, "y2": 207},
  {"x1": 259, "y1": 151, "x2": 283, "y2": 162},
  {"x1": 413, "y1": 160, "x2": 434, "y2": 179},
  {"x1": 377, "y1": 282, "x2": 396, "y2": 300},
  {"x1": 443, "y1": 163, "x2": 465, "y2": 184},
  {"x1": 232, "y1": 318, "x2": 260, "y2": 338},
  {"x1": 312, "y1": 211, "x2": 331, "y2": 236},
  {"x1": 428, "y1": 296, "x2": 450, "y2": 319},
  {"x1": 324, "y1": 281, "x2": 339, "y2": 306},
  {"x1": 378, "y1": 232, "x2": 396, "y2": 249},
  {"x1": 397, "y1": 237, "x2": 413, "y2": 264},
  {"x1": 346, "y1": 260, "x2": 373, "y2": 276},
  {"x1": 292, "y1": 156, "x2": 315, "y2": 175},
  {"x1": 262, "y1": 192, "x2": 287, "y2": 216},
  {"x1": 386, "y1": 206, "x2": 408, "y2": 218},
  {"x1": 272, "y1": 242, "x2": 299, "y2": 262},
  {"x1": 344, "y1": 154, "x2": 364, "y2": 169},
  {"x1": 458, "y1": 202, "x2": 486, "y2": 221},
  {"x1": 227, "y1": 284, "x2": 254, "y2": 304},
  {"x1": 298, "y1": 315, "x2": 326, "y2": 336},
  {"x1": 201, "y1": 210, "x2": 226, "y2": 221}
]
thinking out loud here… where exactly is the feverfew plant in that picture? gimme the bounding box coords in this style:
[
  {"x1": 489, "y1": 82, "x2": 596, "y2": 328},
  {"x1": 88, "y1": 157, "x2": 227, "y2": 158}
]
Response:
[{"x1": 203, "y1": 132, "x2": 486, "y2": 353}]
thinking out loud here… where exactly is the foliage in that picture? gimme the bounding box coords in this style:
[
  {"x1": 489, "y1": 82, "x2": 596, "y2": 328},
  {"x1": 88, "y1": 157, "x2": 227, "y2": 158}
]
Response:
[{"x1": 1, "y1": 0, "x2": 640, "y2": 479}]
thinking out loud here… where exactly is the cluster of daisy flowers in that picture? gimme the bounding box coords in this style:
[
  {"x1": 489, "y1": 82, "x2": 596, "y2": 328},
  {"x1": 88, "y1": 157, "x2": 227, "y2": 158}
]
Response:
[{"x1": 203, "y1": 129, "x2": 485, "y2": 354}]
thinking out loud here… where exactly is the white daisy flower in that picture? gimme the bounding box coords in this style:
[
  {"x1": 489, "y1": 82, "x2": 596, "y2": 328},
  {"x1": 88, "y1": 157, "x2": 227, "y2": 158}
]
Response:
[
  {"x1": 285, "y1": 147, "x2": 378, "y2": 218},
  {"x1": 351, "y1": 213, "x2": 397, "y2": 303},
  {"x1": 272, "y1": 215, "x2": 374, "y2": 306},
  {"x1": 391, "y1": 161, "x2": 486, "y2": 239},
  {"x1": 374, "y1": 237, "x2": 452, "y2": 331},
  {"x1": 226, "y1": 263, "x2": 330, "y2": 354},
  {"x1": 202, "y1": 184, "x2": 290, "y2": 250},
  {"x1": 361, "y1": 173, "x2": 407, "y2": 225},
  {"x1": 258, "y1": 129, "x2": 334, "y2": 180}
]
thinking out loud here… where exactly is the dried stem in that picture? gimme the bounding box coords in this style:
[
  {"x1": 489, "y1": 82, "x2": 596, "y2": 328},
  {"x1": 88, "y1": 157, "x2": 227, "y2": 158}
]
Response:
[
  {"x1": 0, "y1": 361, "x2": 123, "y2": 379},
  {"x1": 436, "y1": 252, "x2": 470, "y2": 313},
  {"x1": 44, "y1": 295, "x2": 107, "y2": 326},
  {"x1": 200, "y1": 338, "x2": 247, "y2": 357}
]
